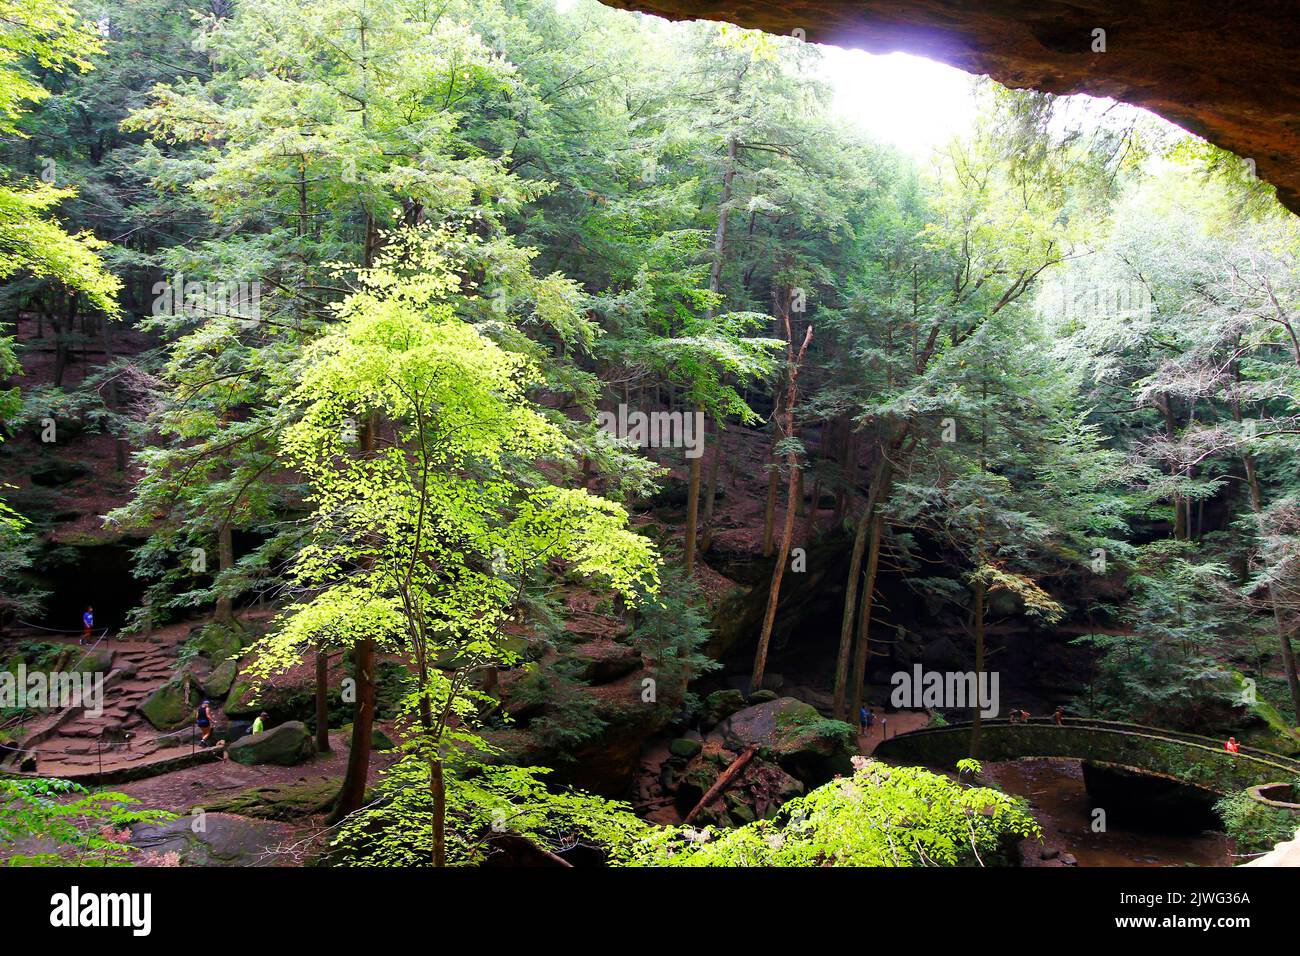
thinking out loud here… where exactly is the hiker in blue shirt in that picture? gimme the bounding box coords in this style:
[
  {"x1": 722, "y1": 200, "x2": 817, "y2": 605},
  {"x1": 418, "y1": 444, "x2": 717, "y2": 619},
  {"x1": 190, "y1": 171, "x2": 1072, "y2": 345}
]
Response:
[
  {"x1": 80, "y1": 606, "x2": 94, "y2": 645},
  {"x1": 859, "y1": 706, "x2": 875, "y2": 735}
]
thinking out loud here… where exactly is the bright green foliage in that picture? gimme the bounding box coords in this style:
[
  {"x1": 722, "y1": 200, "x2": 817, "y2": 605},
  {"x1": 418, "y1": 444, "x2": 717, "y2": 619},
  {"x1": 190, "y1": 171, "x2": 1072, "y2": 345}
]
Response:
[
  {"x1": 625, "y1": 759, "x2": 1040, "y2": 866},
  {"x1": 244, "y1": 223, "x2": 659, "y2": 856},
  {"x1": 257, "y1": 224, "x2": 658, "y2": 671},
  {"x1": 333, "y1": 759, "x2": 650, "y2": 866},
  {"x1": 1214, "y1": 788, "x2": 1300, "y2": 857},
  {"x1": 0, "y1": 777, "x2": 175, "y2": 866},
  {"x1": 0, "y1": 0, "x2": 119, "y2": 313}
]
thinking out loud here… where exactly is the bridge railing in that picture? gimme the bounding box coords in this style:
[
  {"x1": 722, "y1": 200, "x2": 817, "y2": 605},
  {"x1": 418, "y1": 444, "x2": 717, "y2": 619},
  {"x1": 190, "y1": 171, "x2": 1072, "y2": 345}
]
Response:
[{"x1": 918, "y1": 716, "x2": 1300, "y2": 773}]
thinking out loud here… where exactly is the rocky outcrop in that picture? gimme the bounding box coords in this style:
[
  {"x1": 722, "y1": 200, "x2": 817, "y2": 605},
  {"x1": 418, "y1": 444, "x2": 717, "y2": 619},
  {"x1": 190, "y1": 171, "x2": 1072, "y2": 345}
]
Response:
[
  {"x1": 138, "y1": 677, "x2": 198, "y2": 731},
  {"x1": 129, "y1": 812, "x2": 298, "y2": 866},
  {"x1": 636, "y1": 696, "x2": 857, "y2": 826},
  {"x1": 226, "y1": 720, "x2": 315, "y2": 766},
  {"x1": 602, "y1": 1, "x2": 1300, "y2": 215},
  {"x1": 202, "y1": 780, "x2": 340, "y2": 821},
  {"x1": 708, "y1": 696, "x2": 857, "y2": 782}
]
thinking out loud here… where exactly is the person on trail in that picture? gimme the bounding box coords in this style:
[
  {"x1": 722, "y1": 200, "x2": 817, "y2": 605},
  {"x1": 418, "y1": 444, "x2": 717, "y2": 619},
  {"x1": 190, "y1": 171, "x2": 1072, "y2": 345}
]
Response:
[
  {"x1": 80, "y1": 606, "x2": 94, "y2": 644},
  {"x1": 196, "y1": 700, "x2": 215, "y2": 747},
  {"x1": 859, "y1": 706, "x2": 869, "y2": 735},
  {"x1": 1225, "y1": 737, "x2": 1240, "y2": 754},
  {"x1": 1053, "y1": 706, "x2": 1065, "y2": 726},
  {"x1": 251, "y1": 711, "x2": 269, "y2": 735},
  {"x1": 865, "y1": 708, "x2": 875, "y2": 733}
]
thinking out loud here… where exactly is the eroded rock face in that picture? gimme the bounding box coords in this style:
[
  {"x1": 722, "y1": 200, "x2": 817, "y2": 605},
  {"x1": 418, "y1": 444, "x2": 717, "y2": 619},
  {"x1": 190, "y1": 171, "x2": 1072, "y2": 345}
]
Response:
[
  {"x1": 129, "y1": 813, "x2": 298, "y2": 866},
  {"x1": 601, "y1": 1, "x2": 1300, "y2": 213}
]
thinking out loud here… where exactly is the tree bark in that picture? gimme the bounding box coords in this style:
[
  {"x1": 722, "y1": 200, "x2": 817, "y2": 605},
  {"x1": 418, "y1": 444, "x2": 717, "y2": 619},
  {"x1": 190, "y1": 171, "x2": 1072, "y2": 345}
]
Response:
[
  {"x1": 750, "y1": 320, "x2": 812, "y2": 693},
  {"x1": 315, "y1": 645, "x2": 331, "y2": 753},
  {"x1": 214, "y1": 521, "x2": 235, "y2": 624},
  {"x1": 684, "y1": 409, "x2": 704, "y2": 574},
  {"x1": 684, "y1": 745, "x2": 758, "y2": 824},
  {"x1": 848, "y1": 514, "x2": 884, "y2": 720},
  {"x1": 832, "y1": 455, "x2": 893, "y2": 717},
  {"x1": 329, "y1": 415, "x2": 378, "y2": 823},
  {"x1": 329, "y1": 638, "x2": 375, "y2": 823},
  {"x1": 699, "y1": 420, "x2": 724, "y2": 554},
  {"x1": 969, "y1": 574, "x2": 986, "y2": 759}
]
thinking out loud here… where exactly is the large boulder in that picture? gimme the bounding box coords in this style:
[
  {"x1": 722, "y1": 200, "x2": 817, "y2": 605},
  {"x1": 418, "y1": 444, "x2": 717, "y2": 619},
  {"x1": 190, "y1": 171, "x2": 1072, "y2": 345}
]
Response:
[
  {"x1": 201, "y1": 658, "x2": 238, "y2": 699},
  {"x1": 703, "y1": 689, "x2": 747, "y2": 726},
  {"x1": 226, "y1": 720, "x2": 315, "y2": 766},
  {"x1": 70, "y1": 647, "x2": 115, "y2": 674},
  {"x1": 708, "y1": 697, "x2": 856, "y2": 784},
  {"x1": 138, "y1": 678, "x2": 198, "y2": 731},
  {"x1": 186, "y1": 623, "x2": 243, "y2": 664}
]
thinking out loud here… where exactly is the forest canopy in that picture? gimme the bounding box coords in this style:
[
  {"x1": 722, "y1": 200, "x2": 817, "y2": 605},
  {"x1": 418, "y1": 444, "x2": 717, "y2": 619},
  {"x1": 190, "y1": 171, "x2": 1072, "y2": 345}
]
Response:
[{"x1": 1, "y1": 0, "x2": 1298, "y2": 869}]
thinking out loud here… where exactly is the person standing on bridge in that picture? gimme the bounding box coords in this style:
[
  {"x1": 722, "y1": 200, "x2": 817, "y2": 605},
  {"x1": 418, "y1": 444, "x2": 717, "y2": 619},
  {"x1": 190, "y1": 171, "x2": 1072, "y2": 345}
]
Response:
[
  {"x1": 1053, "y1": 706, "x2": 1065, "y2": 725},
  {"x1": 80, "y1": 606, "x2": 94, "y2": 644},
  {"x1": 1225, "y1": 736, "x2": 1240, "y2": 754}
]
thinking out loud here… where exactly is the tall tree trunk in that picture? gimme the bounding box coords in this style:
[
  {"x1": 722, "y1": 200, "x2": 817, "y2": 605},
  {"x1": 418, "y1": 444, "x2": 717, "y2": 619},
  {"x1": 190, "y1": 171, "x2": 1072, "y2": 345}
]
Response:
[
  {"x1": 214, "y1": 521, "x2": 234, "y2": 624},
  {"x1": 848, "y1": 513, "x2": 884, "y2": 720},
  {"x1": 684, "y1": 408, "x2": 704, "y2": 574},
  {"x1": 330, "y1": 416, "x2": 377, "y2": 823},
  {"x1": 969, "y1": 575, "x2": 986, "y2": 758},
  {"x1": 708, "y1": 133, "x2": 738, "y2": 299},
  {"x1": 700, "y1": 421, "x2": 724, "y2": 553},
  {"x1": 315, "y1": 645, "x2": 331, "y2": 753},
  {"x1": 761, "y1": 440, "x2": 780, "y2": 557},
  {"x1": 329, "y1": 638, "x2": 375, "y2": 823},
  {"x1": 752, "y1": 453, "x2": 800, "y2": 693},
  {"x1": 832, "y1": 455, "x2": 893, "y2": 717},
  {"x1": 750, "y1": 319, "x2": 812, "y2": 693}
]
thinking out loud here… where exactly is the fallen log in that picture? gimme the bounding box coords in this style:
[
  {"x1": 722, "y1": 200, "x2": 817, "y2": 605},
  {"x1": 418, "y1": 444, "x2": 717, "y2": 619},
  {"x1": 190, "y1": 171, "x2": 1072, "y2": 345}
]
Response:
[{"x1": 684, "y1": 744, "x2": 758, "y2": 824}]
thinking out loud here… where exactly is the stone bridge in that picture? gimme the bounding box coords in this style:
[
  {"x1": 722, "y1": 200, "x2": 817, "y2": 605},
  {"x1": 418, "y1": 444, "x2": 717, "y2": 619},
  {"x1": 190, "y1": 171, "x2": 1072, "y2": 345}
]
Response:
[{"x1": 874, "y1": 717, "x2": 1300, "y2": 795}]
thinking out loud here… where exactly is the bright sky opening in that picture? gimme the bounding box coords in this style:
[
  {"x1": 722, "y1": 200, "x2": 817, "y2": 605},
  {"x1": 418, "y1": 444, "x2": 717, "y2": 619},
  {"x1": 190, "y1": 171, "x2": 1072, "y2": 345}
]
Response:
[{"x1": 816, "y1": 45, "x2": 978, "y2": 157}]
